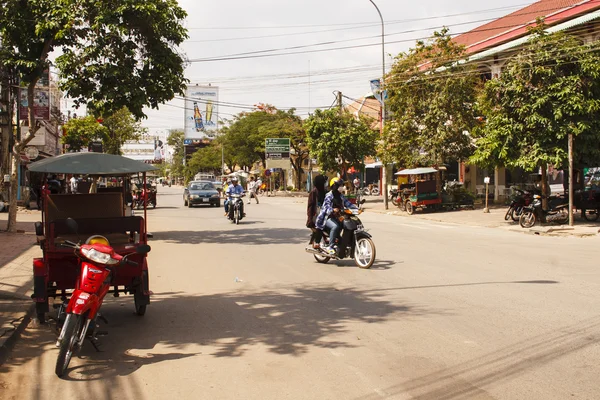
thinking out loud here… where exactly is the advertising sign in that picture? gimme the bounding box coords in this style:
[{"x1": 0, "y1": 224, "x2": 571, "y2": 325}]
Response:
[
  {"x1": 184, "y1": 86, "x2": 219, "y2": 140},
  {"x1": 265, "y1": 138, "x2": 291, "y2": 169},
  {"x1": 20, "y1": 70, "x2": 50, "y2": 121},
  {"x1": 370, "y1": 78, "x2": 388, "y2": 106}
]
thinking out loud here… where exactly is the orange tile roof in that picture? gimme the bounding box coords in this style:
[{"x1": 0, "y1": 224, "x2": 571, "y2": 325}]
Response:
[{"x1": 454, "y1": 0, "x2": 600, "y2": 54}]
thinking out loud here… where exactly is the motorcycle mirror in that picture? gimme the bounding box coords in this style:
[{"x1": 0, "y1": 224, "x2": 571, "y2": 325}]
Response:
[
  {"x1": 65, "y1": 218, "x2": 79, "y2": 234},
  {"x1": 136, "y1": 244, "x2": 151, "y2": 255}
]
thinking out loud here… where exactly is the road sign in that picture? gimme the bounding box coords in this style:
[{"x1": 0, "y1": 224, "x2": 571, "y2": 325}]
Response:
[{"x1": 265, "y1": 138, "x2": 291, "y2": 169}]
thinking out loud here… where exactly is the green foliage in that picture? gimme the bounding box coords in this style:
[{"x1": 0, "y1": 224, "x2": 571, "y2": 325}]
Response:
[
  {"x1": 62, "y1": 107, "x2": 145, "y2": 154},
  {"x1": 304, "y1": 108, "x2": 378, "y2": 173},
  {"x1": 62, "y1": 116, "x2": 107, "y2": 152},
  {"x1": 185, "y1": 145, "x2": 221, "y2": 182},
  {"x1": 382, "y1": 28, "x2": 480, "y2": 167},
  {"x1": 471, "y1": 27, "x2": 600, "y2": 170},
  {"x1": 102, "y1": 107, "x2": 146, "y2": 155},
  {"x1": 167, "y1": 129, "x2": 185, "y2": 178},
  {"x1": 0, "y1": 0, "x2": 188, "y2": 120}
]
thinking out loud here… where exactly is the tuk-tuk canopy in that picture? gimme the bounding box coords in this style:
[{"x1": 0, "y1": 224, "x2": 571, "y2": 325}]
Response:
[
  {"x1": 395, "y1": 167, "x2": 438, "y2": 176},
  {"x1": 28, "y1": 153, "x2": 158, "y2": 176}
]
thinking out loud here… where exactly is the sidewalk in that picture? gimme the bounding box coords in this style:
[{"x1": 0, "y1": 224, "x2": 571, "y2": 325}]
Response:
[
  {"x1": 363, "y1": 198, "x2": 600, "y2": 237},
  {"x1": 0, "y1": 210, "x2": 42, "y2": 363}
]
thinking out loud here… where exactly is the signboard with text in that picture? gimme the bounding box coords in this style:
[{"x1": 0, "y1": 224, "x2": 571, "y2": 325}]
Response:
[{"x1": 265, "y1": 138, "x2": 291, "y2": 169}]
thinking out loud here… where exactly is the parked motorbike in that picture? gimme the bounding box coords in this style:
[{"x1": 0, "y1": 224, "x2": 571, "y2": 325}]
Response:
[
  {"x1": 227, "y1": 194, "x2": 245, "y2": 224},
  {"x1": 133, "y1": 188, "x2": 157, "y2": 209},
  {"x1": 305, "y1": 208, "x2": 376, "y2": 269},
  {"x1": 519, "y1": 194, "x2": 569, "y2": 228},
  {"x1": 161, "y1": 180, "x2": 171, "y2": 187},
  {"x1": 505, "y1": 188, "x2": 534, "y2": 222},
  {"x1": 389, "y1": 188, "x2": 400, "y2": 207},
  {"x1": 55, "y1": 219, "x2": 151, "y2": 377}
]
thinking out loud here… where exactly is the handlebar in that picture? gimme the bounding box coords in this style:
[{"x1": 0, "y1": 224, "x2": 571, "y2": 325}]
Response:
[{"x1": 125, "y1": 259, "x2": 139, "y2": 267}]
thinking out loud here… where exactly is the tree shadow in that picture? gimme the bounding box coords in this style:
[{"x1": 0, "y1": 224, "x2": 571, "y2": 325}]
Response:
[
  {"x1": 0, "y1": 285, "x2": 434, "y2": 383},
  {"x1": 152, "y1": 228, "x2": 309, "y2": 245}
]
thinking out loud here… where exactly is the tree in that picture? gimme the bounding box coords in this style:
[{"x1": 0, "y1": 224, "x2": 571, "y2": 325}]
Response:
[
  {"x1": 62, "y1": 116, "x2": 107, "y2": 152},
  {"x1": 304, "y1": 108, "x2": 378, "y2": 175},
  {"x1": 471, "y1": 25, "x2": 600, "y2": 199},
  {"x1": 101, "y1": 107, "x2": 146, "y2": 155},
  {"x1": 167, "y1": 129, "x2": 185, "y2": 179},
  {"x1": 0, "y1": 0, "x2": 187, "y2": 231},
  {"x1": 185, "y1": 145, "x2": 221, "y2": 182},
  {"x1": 381, "y1": 28, "x2": 480, "y2": 167}
]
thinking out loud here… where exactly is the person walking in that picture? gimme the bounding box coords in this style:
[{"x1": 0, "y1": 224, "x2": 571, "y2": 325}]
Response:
[{"x1": 247, "y1": 176, "x2": 259, "y2": 204}]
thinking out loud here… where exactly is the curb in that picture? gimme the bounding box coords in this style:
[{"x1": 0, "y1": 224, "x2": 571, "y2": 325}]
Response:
[{"x1": 0, "y1": 303, "x2": 34, "y2": 366}]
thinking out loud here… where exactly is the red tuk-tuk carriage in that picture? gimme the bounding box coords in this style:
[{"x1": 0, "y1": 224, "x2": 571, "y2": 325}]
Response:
[
  {"x1": 395, "y1": 167, "x2": 443, "y2": 214},
  {"x1": 29, "y1": 153, "x2": 157, "y2": 324}
]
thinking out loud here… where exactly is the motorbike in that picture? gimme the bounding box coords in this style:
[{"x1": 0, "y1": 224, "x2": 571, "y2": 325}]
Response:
[
  {"x1": 519, "y1": 194, "x2": 569, "y2": 228},
  {"x1": 389, "y1": 188, "x2": 400, "y2": 207},
  {"x1": 133, "y1": 188, "x2": 157, "y2": 209},
  {"x1": 55, "y1": 218, "x2": 151, "y2": 377},
  {"x1": 227, "y1": 194, "x2": 245, "y2": 224},
  {"x1": 505, "y1": 188, "x2": 534, "y2": 222},
  {"x1": 161, "y1": 180, "x2": 171, "y2": 187},
  {"x1": 305, "y1": 208, "x2": 376, "y2": 269}
]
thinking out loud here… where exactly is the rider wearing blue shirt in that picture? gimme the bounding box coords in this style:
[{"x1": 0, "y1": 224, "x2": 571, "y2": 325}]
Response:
[
  {"x1": 225, "y1": 176, "x2": 245, "y2": 216},
  {"x1": 315, "y1": 178, "x2": 357, "y2": 254}
]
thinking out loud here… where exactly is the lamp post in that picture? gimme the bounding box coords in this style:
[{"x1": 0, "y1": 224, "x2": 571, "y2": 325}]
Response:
[
  {"x1": 217, "y1": 116, "x2": 225, "y2": 177},
  {"x1": 368, "y1": 0, "x2": 388, "y2": 209}
]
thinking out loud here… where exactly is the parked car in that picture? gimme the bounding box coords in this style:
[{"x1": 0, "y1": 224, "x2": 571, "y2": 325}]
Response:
[{"x1": 184, "y1": 181, "x2": 220, "y2": 208}]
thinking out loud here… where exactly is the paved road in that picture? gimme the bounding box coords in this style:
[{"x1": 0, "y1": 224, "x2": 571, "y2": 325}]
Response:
[{"x1": 1, "y1": 186, "x2": 599, "y2": 400}]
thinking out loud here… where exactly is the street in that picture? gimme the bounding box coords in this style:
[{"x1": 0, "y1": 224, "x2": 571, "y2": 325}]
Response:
[{"x1": 1, "y1": 185, "x2": 599, "y2": 400}]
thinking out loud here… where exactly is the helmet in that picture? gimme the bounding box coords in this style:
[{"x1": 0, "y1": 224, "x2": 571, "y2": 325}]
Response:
[
  {"x1": 231, "y1": 176, "x2": 238, "y2": 182},
  {"x1": 85, "y1": 235, "x2": 110, "y2": 246},
  {"x1": 329, "y1": 177, "x2": 344, "y2": 188}
]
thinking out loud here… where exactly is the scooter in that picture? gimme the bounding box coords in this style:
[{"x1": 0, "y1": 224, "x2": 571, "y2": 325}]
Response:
[
  {"x1": 389, "y1": 188, "x2": 400, "y2": 207},
  {"x1": 227, "y1": 194, "x2": 245, "y2": 224},
  {"x1": 305, "y1": 207, "x2": 376, "y2": 269},
  {"x1": 55, "y1": 218, "x2": 151, "y2": 377},
  {"x1": 504, "y1": 188, "x2": 533, "y2": 222},
  {"x1": 519, "y1": 194, "x2": 569, "y2": 228}
]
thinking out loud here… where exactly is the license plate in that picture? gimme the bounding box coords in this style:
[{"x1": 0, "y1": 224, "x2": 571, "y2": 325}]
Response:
[{"x1": 201, "y1": 198, "x2": 208, "y2": 202}]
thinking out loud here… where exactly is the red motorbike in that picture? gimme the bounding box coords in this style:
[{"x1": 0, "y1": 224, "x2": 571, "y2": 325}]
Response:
[
  {"x1": 54, "y1": 219, "x2": 151, "y2": 377},
  {"x1": 133, "y1": 188, "x2": 157, "y2": 209}
]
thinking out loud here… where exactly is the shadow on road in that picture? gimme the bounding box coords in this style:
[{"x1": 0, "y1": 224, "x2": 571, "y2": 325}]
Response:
[
  {"x1": 375, "y1": 280, "x2": 559, "y2": 291},
  {"x1": 152, "y1": 228, "x2": 308, "y2": 245},
  {"x1": 0, "y1": 285, "x2": 430, "y2": 384}
]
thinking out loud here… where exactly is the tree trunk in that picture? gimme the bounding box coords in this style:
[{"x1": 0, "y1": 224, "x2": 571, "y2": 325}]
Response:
[
  {"x1": 7, "y1": 81, "x2": 38, "y2": 232},
  {"x1": 541, "y1": 164, "x2": 549, "y2": 211}
]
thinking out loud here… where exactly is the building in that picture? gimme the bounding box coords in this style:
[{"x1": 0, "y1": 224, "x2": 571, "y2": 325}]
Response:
[{"x1": 452, "y1": 0, "x2": 600, "y2": 200}]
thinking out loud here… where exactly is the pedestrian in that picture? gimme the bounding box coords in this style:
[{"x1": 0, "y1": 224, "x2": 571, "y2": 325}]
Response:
[
  {"x1": 353, "y1": 176, "x2": 360, "y2": 194},
  {"x1": 247, "y1": 176, "x2": 259, "y2": 204},
  {"x1": 69, "y1": 175, "x2": 78, "y2": 194},
  {"x1": 307, "y1": 175, "x2": 327, "y2": 249}
]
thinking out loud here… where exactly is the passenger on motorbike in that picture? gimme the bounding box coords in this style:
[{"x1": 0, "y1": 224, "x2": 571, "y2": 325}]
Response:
[
  {"x1": 224, "y1": 176, "x2": 245, "y2": 217},
  {"x1": 314, "y1": 178, "x2": 358, "y2": 255}
]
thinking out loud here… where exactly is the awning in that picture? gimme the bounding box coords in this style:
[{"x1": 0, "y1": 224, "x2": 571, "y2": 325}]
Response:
[
  {"x1": 395, "y1": 167, "x2": 438, "y2": 176},
  {"x1": 28, "y1": 152, "x2": 158, "y2": 175},
  {"x1": 365, "y1": 161, "x2": 383, "y2": 169}
]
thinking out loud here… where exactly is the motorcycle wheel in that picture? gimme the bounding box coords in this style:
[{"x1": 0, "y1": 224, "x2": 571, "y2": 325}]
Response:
[
  {"x1": 313, "y1": 254, "x2": 331, "y2": 264},
  {"x1": 371, "y1": 188, "x2": 380, "y2": 196},
  {"x1": 519, "y1": 210, "x2": 537, "y2": 228},
  {"x1": 55, "y1": 314, "x2": 84, "y2": 377},
  {"x1": 511, "y1": 207, "x2": 522, "y2": 222},
  {"x1": 391, "y1": 195, "x2": 399, "y2": 207},
  {"x1": 582, "y1": 209, "x2": 600, "y2": 222},
  {"x1": 504, "y1": 206, "x2": 514, "y2": 221},
  {"x1": 405, "y1": 201, "x2": 414, "y2": 215},
  {"x1": 354, "y1": 237, "x2": 376, "y2": 269}
]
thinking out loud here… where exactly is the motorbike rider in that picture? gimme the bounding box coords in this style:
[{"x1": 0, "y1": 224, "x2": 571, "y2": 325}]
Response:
[
  {"x1": 314, "y1": 178, "x2": 358, "y2": 255},
  {"x1": 224, "y1": 176, "x2": 245, "y2": 217}
]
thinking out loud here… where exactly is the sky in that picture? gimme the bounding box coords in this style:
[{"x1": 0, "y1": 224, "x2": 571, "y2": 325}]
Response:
[{"x1": 134, "y1": 0, "x2": 538, "y2": 136}]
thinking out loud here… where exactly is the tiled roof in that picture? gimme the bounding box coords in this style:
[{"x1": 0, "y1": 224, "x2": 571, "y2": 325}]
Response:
[{"x1": 454, "y1": 0, "x2": 600, "y2": 54}]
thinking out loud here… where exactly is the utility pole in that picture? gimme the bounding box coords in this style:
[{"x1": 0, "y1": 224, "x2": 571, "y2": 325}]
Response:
[{"x1": 337, "y1": 90, "x2": 343, "y2": 110}]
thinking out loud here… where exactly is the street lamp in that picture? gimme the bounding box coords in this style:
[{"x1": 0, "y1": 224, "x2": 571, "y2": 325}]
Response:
[
  {"x1": 367, "y1": 0, "x2": 388, "y2": 209},
  {"x1": 217, "y1": 116, "x2": 225, "y2": 176}
]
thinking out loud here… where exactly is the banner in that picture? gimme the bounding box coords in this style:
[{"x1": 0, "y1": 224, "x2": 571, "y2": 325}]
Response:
[
  {"x1": 184, "y1": 86, "x2": 219, "y2": 140},
  {"x1": 20, "y1": 70, "x2": 50, "y2": 121},
  {"x1": 370, "y1": 78, "x2": 388, "y2": 106}
]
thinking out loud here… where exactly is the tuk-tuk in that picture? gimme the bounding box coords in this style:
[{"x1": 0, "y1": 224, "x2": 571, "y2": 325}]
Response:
[
  {"x1": 395, "y1": 167, "x2": 442, "y2": 215},
  {"x1": 29, "y1": 153, "x2": 156, "y2": 323}
]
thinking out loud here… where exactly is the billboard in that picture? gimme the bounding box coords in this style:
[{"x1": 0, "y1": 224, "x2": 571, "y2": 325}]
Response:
[
  {"x1": 184, "y1": 85, "x2": 219, "y2": 140},
  {"x1": 20, "y1": 70, "x2": 50, "y2": 121}
]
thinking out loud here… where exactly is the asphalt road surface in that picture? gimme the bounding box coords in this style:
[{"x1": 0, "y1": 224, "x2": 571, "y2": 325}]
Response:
[{"x1": 1, "y1": 186, "x2": 599, "y2": 400}]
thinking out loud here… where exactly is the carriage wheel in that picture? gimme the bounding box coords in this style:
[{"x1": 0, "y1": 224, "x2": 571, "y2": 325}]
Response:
[{"x1": 405, "y1": 201, "x2": 414, "y2": 215}]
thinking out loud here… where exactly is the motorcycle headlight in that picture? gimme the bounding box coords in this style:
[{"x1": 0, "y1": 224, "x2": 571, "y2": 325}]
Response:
[{"x1": 81, "y1": 247, "x2": 119, "y2": 265}]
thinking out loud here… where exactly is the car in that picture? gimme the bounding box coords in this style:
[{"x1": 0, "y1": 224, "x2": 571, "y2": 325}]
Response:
[{"x1": 184, "y1": 181, "x2": 220, "y2": 208}]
